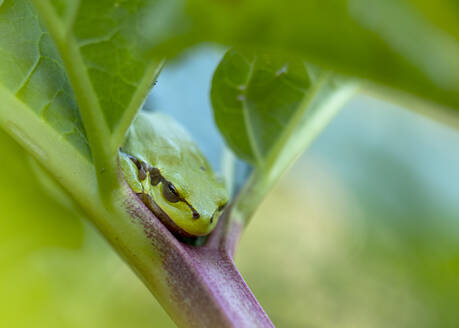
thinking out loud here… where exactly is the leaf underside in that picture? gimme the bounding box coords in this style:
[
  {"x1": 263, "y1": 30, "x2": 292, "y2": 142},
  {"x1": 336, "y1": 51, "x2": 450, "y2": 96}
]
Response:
[
  {"x1": 211, "y1": 50, "x2": 314, "y2": 166},
  {"x1": 0, "y1": 0, "x2": 90, "y2": 159}
]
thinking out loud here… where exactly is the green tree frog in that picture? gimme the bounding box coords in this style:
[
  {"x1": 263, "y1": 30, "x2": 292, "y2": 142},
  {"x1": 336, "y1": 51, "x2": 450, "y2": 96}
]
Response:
[{"x1": 120, "y1": 111, "x2": 228, "y2": 237}]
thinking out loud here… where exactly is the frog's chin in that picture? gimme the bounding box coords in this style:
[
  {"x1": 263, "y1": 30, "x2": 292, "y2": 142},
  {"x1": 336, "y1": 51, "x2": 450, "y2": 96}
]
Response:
[{"x1": 136, "y1": 192, "x2": 197, "y2": 238}]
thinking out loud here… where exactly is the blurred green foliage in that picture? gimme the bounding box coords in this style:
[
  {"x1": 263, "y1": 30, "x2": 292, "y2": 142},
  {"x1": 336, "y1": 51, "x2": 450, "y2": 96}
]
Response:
[{"x1": 237, "y1": 99, "x2": 459, "y2": 328}]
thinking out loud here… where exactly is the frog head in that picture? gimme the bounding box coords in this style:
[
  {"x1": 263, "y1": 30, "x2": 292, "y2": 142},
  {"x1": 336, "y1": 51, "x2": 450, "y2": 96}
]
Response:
[{"x1": 120, "y1": 112, "x2": 228, "y2": 237}]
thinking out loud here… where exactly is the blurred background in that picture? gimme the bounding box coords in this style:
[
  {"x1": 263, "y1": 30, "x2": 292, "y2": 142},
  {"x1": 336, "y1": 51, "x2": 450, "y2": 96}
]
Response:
[{"x1": 1, "y1": 46, "x2": 459, "y2": 328}]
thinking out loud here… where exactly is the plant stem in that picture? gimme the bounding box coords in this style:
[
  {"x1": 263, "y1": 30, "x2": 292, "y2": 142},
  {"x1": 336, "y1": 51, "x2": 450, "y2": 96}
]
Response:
[
  {"x1": 112, "y1": 59, "x2": 166, "y2": 148},
  {"x1": 32, "y1": 0, "x2": 119, "y2": 199},
  {"x1": 104, "y1": 183, "x2": 274, "y2": 328}
]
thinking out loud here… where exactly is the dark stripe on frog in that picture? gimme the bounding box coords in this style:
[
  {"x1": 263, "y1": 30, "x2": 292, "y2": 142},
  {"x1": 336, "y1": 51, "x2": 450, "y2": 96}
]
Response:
[
  {"x1": 149, "y1": 167, "x2": 161, "y2": 185},
  {"x1": 137, "y1": 192, "x2": 196, "y2": 238}
]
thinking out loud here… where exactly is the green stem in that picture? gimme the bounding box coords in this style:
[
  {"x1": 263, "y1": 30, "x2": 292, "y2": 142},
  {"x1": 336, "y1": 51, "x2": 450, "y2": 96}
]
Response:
[
  {"x1": 112, "y1": 59, "x2": 166, "y2": 148},
  {"x1": 32, "y1": 0, "x2": 119, "y2": 199}
]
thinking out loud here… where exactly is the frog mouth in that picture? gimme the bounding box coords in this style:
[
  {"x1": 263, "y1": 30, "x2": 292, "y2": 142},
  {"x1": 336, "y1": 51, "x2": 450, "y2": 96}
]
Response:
[{"x1": 136, "y1": 192, "x2": 195, "y2": 238}]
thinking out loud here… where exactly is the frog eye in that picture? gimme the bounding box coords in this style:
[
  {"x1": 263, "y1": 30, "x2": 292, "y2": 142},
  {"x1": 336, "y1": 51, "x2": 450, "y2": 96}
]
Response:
[{"x1": 162, "y1": 181, "x2": 180, "y2": 203}]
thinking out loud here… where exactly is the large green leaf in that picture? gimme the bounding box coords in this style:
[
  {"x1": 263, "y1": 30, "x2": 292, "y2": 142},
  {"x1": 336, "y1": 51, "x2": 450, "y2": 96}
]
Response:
[
  {"x1": 0, "y1": 0, "x2": 90, "y2": 159},
  {"x1": 157, "y1": 0, "x2": 459, "y2": 116},
  {"x1": 0, "y1": 0, "x2": 166, "y2": 195},
  {"x1": 0, "y1": 0, "x2": 98, "y2": 207},
  {"x1": 211, "y1": 49, "x2": 357, "y2": 223}
]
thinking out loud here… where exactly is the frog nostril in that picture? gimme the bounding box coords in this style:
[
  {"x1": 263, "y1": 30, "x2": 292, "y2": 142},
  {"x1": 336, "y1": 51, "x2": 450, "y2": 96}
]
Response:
[{"x1": 184, "y1": 200, "x2": 200, "y2": 219}]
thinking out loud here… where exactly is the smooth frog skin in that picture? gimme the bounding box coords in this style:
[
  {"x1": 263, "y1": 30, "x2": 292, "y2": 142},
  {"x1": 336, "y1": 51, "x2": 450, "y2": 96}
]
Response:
[{"x1": 120, "y1": 111, "x2": 228, "y2": 237}]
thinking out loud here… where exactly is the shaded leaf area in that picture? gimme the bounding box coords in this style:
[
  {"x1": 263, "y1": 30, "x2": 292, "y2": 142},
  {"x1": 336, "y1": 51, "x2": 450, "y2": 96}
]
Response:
[
  {"x1": 46, "y1": 0, "x2": 169, "y2": 132},
  {"x1": 0, "y1": 0, "x2": 90, "y2": 159},
  {"x1": 157, "y1": 0, "x2": 459, "y2": 113}
]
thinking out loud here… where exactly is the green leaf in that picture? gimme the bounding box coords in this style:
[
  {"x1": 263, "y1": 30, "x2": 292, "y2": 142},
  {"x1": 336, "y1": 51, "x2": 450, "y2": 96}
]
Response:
[
  {"x1": 0, "y1": 0, "x2": 90, "y2": 160},
  {"x1": 0, "y1": 0, "x2": 98, "y2": 207},
  {"x1": 34, "y1": 0, "x2": 165, "y2": 140},
  {"x1": 70, "y1": 0, "x2": 165, "y2": 135},
  {"x1": 211, "y1": 50, "x2": 313, "y2": 166},
  {"x1": 157, "y1": 0, "x2": 459, "y2": 117},
  {"x1": 211, "y1": 49, "x2": 357, "y2": 223}
]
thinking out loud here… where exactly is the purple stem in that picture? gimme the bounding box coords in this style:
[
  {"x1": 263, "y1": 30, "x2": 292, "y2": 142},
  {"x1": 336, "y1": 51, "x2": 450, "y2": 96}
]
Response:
[{"x1": 124, "y1": 187, "x2": 274, "y2": 328}]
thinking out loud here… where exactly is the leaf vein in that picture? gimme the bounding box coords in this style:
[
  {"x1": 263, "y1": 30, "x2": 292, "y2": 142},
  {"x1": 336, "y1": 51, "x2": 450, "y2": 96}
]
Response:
[{"x1": 241, "y1": 57, "x2": 264, "y2": 166}]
